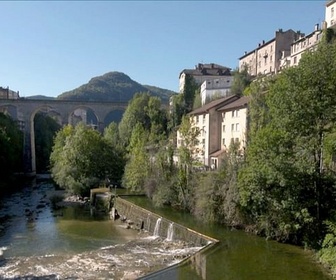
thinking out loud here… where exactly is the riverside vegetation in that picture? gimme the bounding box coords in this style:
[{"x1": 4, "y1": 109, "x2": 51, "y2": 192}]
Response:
[{"x1": 2, "y1": 29, "x2": 336, "y2": 277}]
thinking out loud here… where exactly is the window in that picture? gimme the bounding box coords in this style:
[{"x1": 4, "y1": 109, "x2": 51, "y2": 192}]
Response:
[
  {"x1": 231, "y1": 124, "x2": 235, "y2": 131},
  {"x1": 294, "y1": 56, "x2": 297, "y2": 64},
  {"x1": 203, "y1": 114, "x2": 206, "y2": 123},
  {"x1": 222, "y1": 138, "x2": 225, "y2": 145},
  {"x1": 196, "y1": 115, "x2": 199, "y2": 123},
  {"x1": 270, "y1": 55, "x2": 273, "y2": 62},
  {"x1": 232, "y1": 110, "x2": 239, "y2": 118},
  {"x1": 236, "y1": 123, "x2": 240, "y2": 132},
  {"x1": 222, "y1": 125, "x2": 226, "y2": 132},
  {"x1": 332, "y1": 7, "x2": 334, "y2": 18},
  {"x1": 235, "y1": 138, "x2": 239, "y2": 143}
]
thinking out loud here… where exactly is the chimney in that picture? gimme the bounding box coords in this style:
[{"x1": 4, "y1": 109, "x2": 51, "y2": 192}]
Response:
[{"x1": 315, "y1": 23, "x2": 319, "y2": 31}]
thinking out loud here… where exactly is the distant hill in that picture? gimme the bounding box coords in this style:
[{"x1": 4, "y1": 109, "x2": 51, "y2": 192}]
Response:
[
  {"x1": 57, "y1": 72, "x2": 177, "y2": 103},
  {"x1": 26, "y1": 95, "x2": 56, "y2": 100}
]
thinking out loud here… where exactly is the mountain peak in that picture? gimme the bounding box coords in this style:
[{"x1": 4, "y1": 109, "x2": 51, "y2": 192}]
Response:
[{"x1": 57, "y1": 71, "x2": 177, "y2": 103}]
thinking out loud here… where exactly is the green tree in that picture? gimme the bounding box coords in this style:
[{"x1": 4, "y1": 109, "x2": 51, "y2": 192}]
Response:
[
  {"x1": 122, "y1": 123, "x2": 150, "y2": 192},
  {"x1": 118, "y1": 92, "x2": 167, "y2": 147},
  {"x1": 0, "y1": 113, "x2": 23, "y2": 180},
  {"x1": 238, "y1": 38, "x2": 336, "y2": 245},
  {"x1": 230, "y1": 65, "x2": 252, "y2": 96},
  {"x1": 118, "y1": 92, "x2": 151, "y2": 147},
  {"x1": 168, "y1": 94, "x2": 184, "y2": 130},
  {"x1": 183, "y1": 75, "x2": 199, "y2": 113},
  {"x1": 34, "y1": 112, "x2": 61, "y2": 172},
  {"x1": 50, "y1": 123, "x2": 123, "y2": 196}
]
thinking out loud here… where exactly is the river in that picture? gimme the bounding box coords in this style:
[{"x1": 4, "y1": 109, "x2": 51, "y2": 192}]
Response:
[
  {"x1": 0, "y1": 178, "x2": 204, "y2": 279},
  {"x1": 0, "y1": 178, "x2": 332, "y2": 279},
  {"x1": 126, "y1": 196, "x2": 332, "y2": 280}
]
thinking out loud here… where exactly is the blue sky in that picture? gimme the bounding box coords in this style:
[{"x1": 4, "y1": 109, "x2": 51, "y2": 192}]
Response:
[{"x1": 1, "y1": 1, "x2": 326, "y2": 97}]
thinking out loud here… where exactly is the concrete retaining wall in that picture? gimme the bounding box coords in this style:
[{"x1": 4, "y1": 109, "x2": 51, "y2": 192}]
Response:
[{"x1": 114, "y1": 197, "x2": 218, "y2": 247}]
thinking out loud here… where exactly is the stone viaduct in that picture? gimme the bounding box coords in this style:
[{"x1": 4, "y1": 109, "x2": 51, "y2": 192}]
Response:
[{"x1": 0, "y1": 98, "x2": 128, "y2": 176}]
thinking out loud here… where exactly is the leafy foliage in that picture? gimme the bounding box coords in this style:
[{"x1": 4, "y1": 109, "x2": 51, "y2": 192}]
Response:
[
  {"x1": 319, "y1": 221, "x2": 336, "y2": 277},
  {"x1": 118, "y1": 92, "x2": 167, "y2": 147},
  {"x1": 34, "y1": 112, "x2": 61, "y2": 172},
  {"x1": 230, "y1": 65, "x2": 252, "y2": 96},
  {"x1": 238, "y1": 39, "x2": 336, "y2": 246},
  {"x1": 50, "y1": 123, "x2": 124, "y2": 196},
  {"x1": 57, "y1": 71, "x2": 175, "y2": 103},
  {"x1": 0, "y1": 113, "x2": 23, "y2": 179},
  {"x1": 122, "y1": 124, "x2": 150, "y2": 192}
]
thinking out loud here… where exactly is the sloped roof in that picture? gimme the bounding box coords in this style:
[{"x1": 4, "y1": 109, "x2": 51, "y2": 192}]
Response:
[
  {"x1": 188, "y1": 95, "x2": 239, "y2": 115},
  {"x1": 179, "y1": 63, "x2": 232, "y2": 78},
  {"x1": 217, "y1": 96, "x2": 250, "y2": 112},
  {"x1": 209, "y1": 149, "x2": 226, "y2": 158}
]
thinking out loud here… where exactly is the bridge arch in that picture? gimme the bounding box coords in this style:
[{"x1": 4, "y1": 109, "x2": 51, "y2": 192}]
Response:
[{"x1": 0, "y1": 98, "x2": 128, "y2": 175}]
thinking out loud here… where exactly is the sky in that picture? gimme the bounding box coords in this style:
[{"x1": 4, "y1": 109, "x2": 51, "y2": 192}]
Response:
[{"x1": 1, "y1": 1, "x2": 326, "y2": 97}]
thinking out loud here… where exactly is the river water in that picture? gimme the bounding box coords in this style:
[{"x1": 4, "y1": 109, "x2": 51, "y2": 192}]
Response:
[
  {"x1": 0, "y1": 178, "x2": 332, "y2": 280},
  {"x1": 126, "y1": 197, "x2": 333, "y2": 280},
  {"x1": 0, "y1": 179, "x2": 203, "y2": 279}
]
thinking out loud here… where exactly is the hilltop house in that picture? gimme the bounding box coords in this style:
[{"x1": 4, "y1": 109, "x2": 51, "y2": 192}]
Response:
[
  {"x1": 239, "y1": 29, "x2": 304, "y2": 77},
  {"x1": 326, "y1": 0, "x2": 336, "y2": 28},
  {"x1": 179, "y1": 63, "x2": 232, "y2": 93},
  {"x1": 0, "y1": 86, "x2": 20, "y2": 100}
]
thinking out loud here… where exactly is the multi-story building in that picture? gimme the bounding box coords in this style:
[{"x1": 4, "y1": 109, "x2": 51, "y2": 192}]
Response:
[
  {"x1": 200, "y1": 77, "x2": 234, "y2": 105},
  {"x1": 176, "y1": 95, "x2": 249, "y2": 169},
  {"x1": 0, "y1": 86, "x2": 20, "y2": 99},
  {"x1": 206, "y1": 96, "x2": 249, "y2": 169},
  {"x1": 179, "y1": 63, "x2": 231, "y2": 93},
  {"x1": 290, "y1": 24, "x2": 324, "y2": 68},
  {"x1": 326, "y1": 0, "x2": 336, "y2": 28},
  {"x1": 239, "y1": 29, "x2": 303, "y2": 77}
]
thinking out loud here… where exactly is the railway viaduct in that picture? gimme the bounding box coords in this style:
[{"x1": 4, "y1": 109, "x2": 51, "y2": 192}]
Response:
[{"x1": 0, "y1": 98, "x2": 128, "y2": 176}]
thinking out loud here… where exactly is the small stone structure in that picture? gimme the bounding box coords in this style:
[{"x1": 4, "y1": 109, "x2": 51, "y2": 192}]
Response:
[
  {"x1": 90, "y1": 188, "x2": 112, "y2": 212},
  {"x1": 114, "y1": 197, "x2": 218, "y2": 247}
]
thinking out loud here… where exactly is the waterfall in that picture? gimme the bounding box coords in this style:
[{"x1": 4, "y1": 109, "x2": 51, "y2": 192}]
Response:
[
  {"x1": 166, "y1": 222, "x2": 174, "y2": 241},
  {"x1": 146, "y1": 213, "x2": 151, "y2": 232},
  {"x1": 153, "y1": 217, "x2": 162, "y2": 237}
]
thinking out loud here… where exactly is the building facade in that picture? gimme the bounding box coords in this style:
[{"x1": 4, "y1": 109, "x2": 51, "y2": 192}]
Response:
[
  {"x1": 326, "y1": 0, "x2": 336, "y2": 28},
  {"x1": 200, "y1": 77, "x2": 234, "y2": 105},
  {"x1": 290, "y1": 24, "x2": 324, "y2": 67},
  {"x1": 239, "y1": 29, "x2": 304, "y2": 76},
  {"x1": 176, "y1": 95, "x2": 248, "y2": 169},
  {"x1": 179, "y1": 63, "x2": 231, "y2": 93},
  {"x1": 0, "y1": 87, "x2": 20, "y2": 99}
]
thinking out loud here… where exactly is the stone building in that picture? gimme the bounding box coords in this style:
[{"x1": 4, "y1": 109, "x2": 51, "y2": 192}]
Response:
[
  {"x1": 239, "y1": 29, "x2": 304, "y2": 77},
  {"x1": 326, "y1": 0, "x2": 336, "y2": 28},
  {"x1": 200, "y1": 77, "x2": 234, "y2": 105},
  {"x1": 178, "y1": 63, "x2": 231, "y2": 93},
  {"x1": 0, "y1": 86, "x2": 20, "y2": 99},
  {"x1": 289, "y1": 24, "x2": 324, "y2": 68}
]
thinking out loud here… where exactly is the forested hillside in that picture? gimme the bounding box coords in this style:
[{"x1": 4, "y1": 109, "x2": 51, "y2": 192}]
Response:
[{"x1": 57, "y1": 71, "x2": 176, "y2": 103}]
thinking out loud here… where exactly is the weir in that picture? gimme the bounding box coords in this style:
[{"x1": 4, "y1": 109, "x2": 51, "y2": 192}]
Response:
[{"x1": 114, "y1": 197, "x2": 218, "y2": 247}]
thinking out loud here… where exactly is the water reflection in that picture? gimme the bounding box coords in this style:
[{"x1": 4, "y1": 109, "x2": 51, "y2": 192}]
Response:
[
  {"x1": 0, "y1": 181, "x2": 141, "y2": 258},
  {"x1": 126, "y1": 196, "x2": 332, "y2": 280}
]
